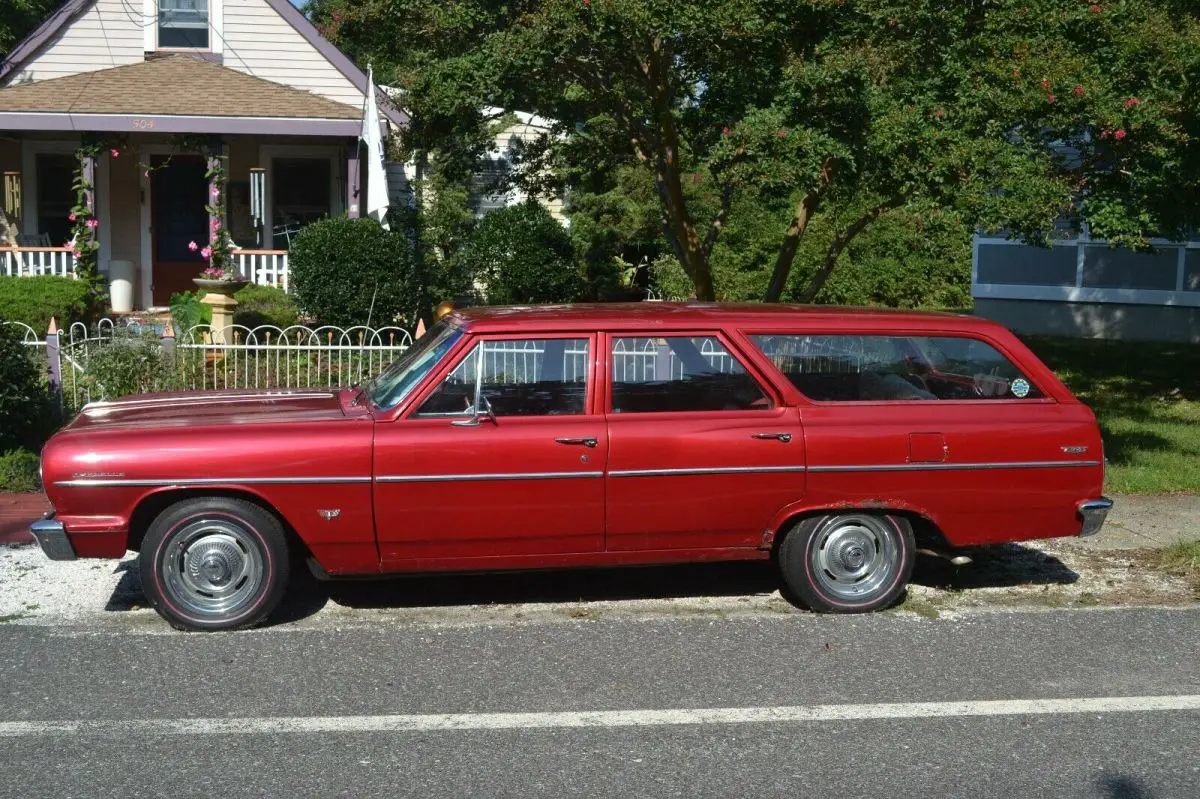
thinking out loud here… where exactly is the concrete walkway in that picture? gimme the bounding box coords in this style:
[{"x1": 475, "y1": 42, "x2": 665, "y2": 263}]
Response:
[{"x1": 1, "y1": 492, "x2": 1196, "y2": 551}]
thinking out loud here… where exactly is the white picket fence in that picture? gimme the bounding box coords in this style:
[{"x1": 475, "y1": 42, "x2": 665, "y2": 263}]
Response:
[{"x1": 233, "y1": 250, "x2": 289, "y2": 291}]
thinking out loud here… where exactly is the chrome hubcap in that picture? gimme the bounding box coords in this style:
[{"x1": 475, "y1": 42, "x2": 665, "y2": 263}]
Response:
[
  {"x1": 161, "y1": 521, "x2": 264, "y2": 618},
  {"x1": 810, "y1": 515, "x2": 900, "y2": 601}
]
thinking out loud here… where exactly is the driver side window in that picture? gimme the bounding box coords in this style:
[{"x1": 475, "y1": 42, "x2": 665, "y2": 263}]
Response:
[{"x1": 415, "y1": 338, "x2": 591, "y2": 417}]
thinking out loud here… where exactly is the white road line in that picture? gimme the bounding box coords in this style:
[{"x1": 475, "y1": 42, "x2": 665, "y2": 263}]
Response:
[{"x1": 3, "y1": 696, "x2": 1200, "y2": 737}]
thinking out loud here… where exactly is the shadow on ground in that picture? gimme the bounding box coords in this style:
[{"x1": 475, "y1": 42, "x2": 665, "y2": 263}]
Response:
[{"x1": 102, "y1": 542, "x2": 1082, "y2": 625}]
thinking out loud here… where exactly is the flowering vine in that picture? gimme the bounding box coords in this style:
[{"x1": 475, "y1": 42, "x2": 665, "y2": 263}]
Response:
[
  {"x1": 200, "y1": 152, "x2": 238, "y2": 280},
  {"x1": 68, "y1": 138, "x2": 106, "y2": 292}
]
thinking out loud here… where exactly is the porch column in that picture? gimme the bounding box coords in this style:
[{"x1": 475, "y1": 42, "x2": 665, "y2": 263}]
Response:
[
  {"x1": 347, "y1": 141, "x2": 361, "y2": 219},
  {"x1": 80, "y1": 152, "x2": 95, "y2": 265}
]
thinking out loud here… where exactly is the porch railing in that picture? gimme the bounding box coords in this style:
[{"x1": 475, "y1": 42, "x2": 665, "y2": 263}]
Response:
[
  {"x1": 3, "y1": 247, "x2": 77, "y2": 277},
  {"x1": 234, "y1": 250, "x2": 290, "y2": 292}
]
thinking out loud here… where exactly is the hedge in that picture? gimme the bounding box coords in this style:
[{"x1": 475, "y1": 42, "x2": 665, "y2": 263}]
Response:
[{"x1": 0, "y1": 275, "x2": 97, "y2": 332}]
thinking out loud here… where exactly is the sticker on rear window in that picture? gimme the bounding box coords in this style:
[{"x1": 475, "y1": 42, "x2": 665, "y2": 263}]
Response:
[{"x1": 1011, "y1": 378, "x2": 1031, "y2": 398}]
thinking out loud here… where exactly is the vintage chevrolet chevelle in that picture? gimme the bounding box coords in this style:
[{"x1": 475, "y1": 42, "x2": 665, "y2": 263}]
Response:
[{"x1": 32, "y1": 303, "x2": 1112, "y2": 630}]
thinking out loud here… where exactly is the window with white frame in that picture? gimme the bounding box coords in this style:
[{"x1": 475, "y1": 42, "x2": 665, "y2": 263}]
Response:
[{"x1": 159, "y1": 0, "x2": 209, "y2": 49}]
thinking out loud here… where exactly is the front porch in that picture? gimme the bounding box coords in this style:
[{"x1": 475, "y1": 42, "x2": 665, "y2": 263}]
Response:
[{"x1": 0, "y1": 55, "x2": 392, "y2": 309}]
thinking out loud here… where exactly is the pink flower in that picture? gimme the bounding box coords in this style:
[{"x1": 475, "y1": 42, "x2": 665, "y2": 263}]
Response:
[
  {"x1": 721, "y1": 126, "x2": 730, "y2": 136},
  {"x1": 1088, "y1": 4, "x2": 1103, "y2": 14},
  {"x1": 1100, "y1": 129, "x2": 1110, "y2": 139},
  {"x1": 71, "y1": 249, "x2": 82, "y2": 259},
  {"x1": 210, "y1": 218, "x2": 221, "y2": 231},
  {"x1": 1114, "y1": 129, "x2": 1127, "y2": 140},
  {"x1": 68, "y1": 212, "x2": 76, "y2": 222},
  {"x1": 932, "y1": 109, "x2": 944, "y2": 119},
  {"x1": 777, "y1": 128, "x2": 788, "y2": 138},
  {"x1": 691, "y1": 173, "x2": 701, "y2": 182},
  {"x1": 1073, "y1": 85, "x2": 1084, "y2": 97},
  {"x1": 1041, "y1": 78, "x2": 1051, "y2": 92},
  {"x1": 110, "y1": 149, "x2": 120, "y2": 159},
  {"x1": 200, "y1": 246, "x2": 213, "y2": 260},
  {"x1": 1125, "y1": 97, "x2": 1141, "y2": 108},
  {"x1": 85, "y1": 218, "x2": 98, "y2": 230},
  {"x1": 188, "y1": 241, "x2": 199, "y2": 252},
  {"x1": 1047, "y1": 95, "x2": 1057, "y2": 104},
  {"x1": 144, "y1": 171, "x2": 150, "y2": 177},
  {"x1": 209, "y1": 185, "x2": 220, "y2": 199}
]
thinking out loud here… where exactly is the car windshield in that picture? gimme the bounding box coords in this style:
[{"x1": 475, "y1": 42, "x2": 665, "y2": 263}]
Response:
[{"x1": 365, "y1": 321, "x2": 462, "y2": 410}]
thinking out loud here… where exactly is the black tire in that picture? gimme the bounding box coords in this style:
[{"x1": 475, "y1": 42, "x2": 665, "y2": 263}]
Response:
[
  {"x1": 777, "y1": 512, "x2": 915, "y2": 613},
  {"x1": 139, "y1": 497, "x2": 290, "y2": 631}
]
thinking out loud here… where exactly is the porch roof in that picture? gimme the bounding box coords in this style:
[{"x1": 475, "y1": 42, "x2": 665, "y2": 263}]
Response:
[{"x1": 0, "y1": 56, "x2": 365, "y2": 136}]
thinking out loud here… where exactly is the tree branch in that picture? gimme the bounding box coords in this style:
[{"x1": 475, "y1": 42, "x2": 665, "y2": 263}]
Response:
[
  {"x1": 763, "y1": 159, "x2": 835, "y2": 303},
  {"x1": 797, "y1": 195, "x2": 906, "y2": 303},
  {"x1": 703, "y1": 179, "x2": 735, "y2": 260}
]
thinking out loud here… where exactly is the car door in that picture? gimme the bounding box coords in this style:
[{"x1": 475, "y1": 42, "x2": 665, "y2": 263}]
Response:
[
  {"x1": 373, "y1": 333, "x2": 606, "y2": 563},
  {"x1": 603, "y1": 331, "x2": 807, "y2": 552},
  {"x1": 745, "y1": 331, "x2": 1104, "y2": 546}
]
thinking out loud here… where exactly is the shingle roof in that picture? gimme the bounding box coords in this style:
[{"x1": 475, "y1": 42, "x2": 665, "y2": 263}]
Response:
[{"x1": 0, "y1": 55, "x2": 362, "y2": 120}]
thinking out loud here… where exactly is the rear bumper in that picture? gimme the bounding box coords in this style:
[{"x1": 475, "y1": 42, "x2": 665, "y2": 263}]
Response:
[
  {"x1": 30, "y1": 513, "x2": 77, "y2": 561},
  {"x1": 1077, "y1": 497, "x2": 1113, "y2": 537}
]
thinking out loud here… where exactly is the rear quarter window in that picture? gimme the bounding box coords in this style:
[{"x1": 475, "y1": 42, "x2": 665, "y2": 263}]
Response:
[{"x1": 749, "y1": 334, "x2": 1044, "y2": 402}]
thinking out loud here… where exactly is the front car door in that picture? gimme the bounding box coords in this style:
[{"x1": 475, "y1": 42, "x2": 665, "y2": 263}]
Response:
[
  {"x1": 372, "y1": 332, "x2": 606, "y2": 565},
  {"x1": 603, "y1": 331, "x2": 807, "y2": 552}
]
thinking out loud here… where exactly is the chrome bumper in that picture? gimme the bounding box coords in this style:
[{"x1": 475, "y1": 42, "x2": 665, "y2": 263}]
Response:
[
  {"x1": 1078, "y1": 497, "x2": 1114, "y2": 537},
  {"x1": 30, "y1": 513, "x2": 77, "y2": 561}
]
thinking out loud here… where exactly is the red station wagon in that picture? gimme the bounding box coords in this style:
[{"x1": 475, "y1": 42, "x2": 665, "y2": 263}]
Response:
[{"x1": 31, "y1": 303, "x2": 1112, "y2": 630}]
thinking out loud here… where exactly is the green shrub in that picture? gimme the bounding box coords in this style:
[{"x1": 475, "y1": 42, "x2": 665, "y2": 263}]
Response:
[
  {"x1": 233, "y1": 284, "x2": 300, "y2": 329},
  {"x1": 80, "y1": 332, "x2": 183, "y2": 401},
  {"x1": 168, "y1": 290, "x2": 212, "y2": 334},
  {"x1": 289, "y1": 217, "x2": 416, "y2": 327},
  {"x1": 0, "y1": 276, "x2": 97, "y2": 332},
  {"x1": 0, "y1": 450, "x2": 40, "y2": 493},
  {"x1": 462, "y1": 200, "x2": 585, "y2": 305},
  {"x1": 0, "y1": 321, "x2": 60, "y2": 452}
]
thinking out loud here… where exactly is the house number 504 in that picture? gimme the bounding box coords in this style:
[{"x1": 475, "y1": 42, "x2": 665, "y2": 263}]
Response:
[{"x1": 131, "y1": 118, "x2": 156, "y2": 130}]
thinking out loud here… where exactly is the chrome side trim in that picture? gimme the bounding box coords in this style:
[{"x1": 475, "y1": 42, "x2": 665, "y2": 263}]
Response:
[
  {"x1": 83, "y1": 391, "x2": 334, "y2": 410},
  {"x1": 55, "y1": 476, "x2": 371, "y2": 488},
  {"x1": 376, "y1": 471, "x2": 605, "y2": 483},
  {"x1": 808, "y1": 460, "x2": 1103, "y2": 473},
  {"x1": 609, "y1": 466, "x2": 807, "y2": 478}
]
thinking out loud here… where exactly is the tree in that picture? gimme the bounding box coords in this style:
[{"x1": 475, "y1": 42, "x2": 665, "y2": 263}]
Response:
[
  {"x1": 316, "y1": 1, "x2": 1200, "y2": 302},
  {"x1": 460, "y1": 199, "x2": 585, "y2": 304},
  {"x1": 0, "y1": 0, "x2": 59, "y2": 58}
]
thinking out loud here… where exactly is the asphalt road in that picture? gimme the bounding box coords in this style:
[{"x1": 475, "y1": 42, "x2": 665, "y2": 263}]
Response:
[{"x1": 1, "y1": 607, "x2": 1198, "y2": 798}]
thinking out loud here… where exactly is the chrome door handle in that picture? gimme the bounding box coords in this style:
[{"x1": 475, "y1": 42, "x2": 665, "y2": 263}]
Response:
[
  {"x1": 751, "y1": 432, "x2": 792, "y2": 443},
  {"x1": 555, "y1": 437, "x2": 598, "y2": 448}
]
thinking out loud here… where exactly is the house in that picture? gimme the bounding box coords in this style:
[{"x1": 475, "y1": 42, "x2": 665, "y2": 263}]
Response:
[
  {"x1": 0, "y1": 0, "x2": 406, "y2": 309},
  {"x1": 972, "y1": 230, "x2": 1200, "y2": 344}
]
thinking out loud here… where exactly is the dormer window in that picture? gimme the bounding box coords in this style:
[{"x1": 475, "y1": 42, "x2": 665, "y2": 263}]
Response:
[{"x1": 159, "y1": 0, "x2": 209, "y2": 49}]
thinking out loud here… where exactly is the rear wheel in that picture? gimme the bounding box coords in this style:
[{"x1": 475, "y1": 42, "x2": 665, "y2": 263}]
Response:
[
  {"x1": 139, "y1": 497, "x2": 290, "y2": 631},
  {"x1": 777, "y1": 512, "x2": 914, "y2": 613}
]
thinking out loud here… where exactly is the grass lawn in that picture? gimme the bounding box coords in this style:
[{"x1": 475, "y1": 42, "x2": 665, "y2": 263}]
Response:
[{"x1": 1021, "y1": 335, "x2": 1200, "y2": 495}]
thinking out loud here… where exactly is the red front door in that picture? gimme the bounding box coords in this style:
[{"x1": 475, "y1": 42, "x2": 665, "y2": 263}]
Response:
[
  {"x1": 150, "y1": 155, "x2": 209, "y2": 306},
  {"x1": 373, "y1": 333, "x2": 606, "y2": 564},
  {"x1": 602, "y1": 332, "x2": 807, "y2": 551}
]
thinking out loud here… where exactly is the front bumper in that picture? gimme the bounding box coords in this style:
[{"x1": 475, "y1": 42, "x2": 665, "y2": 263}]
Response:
[
  {"x1": 1078, "y1": 497, "x2": 1114, "y2": 537},
  {"x1": 30, "y1": 513, "x2": 77, "y2": 561}
]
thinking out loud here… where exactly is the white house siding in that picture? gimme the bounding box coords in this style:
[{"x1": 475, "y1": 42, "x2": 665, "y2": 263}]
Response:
[
  {"x1": 4, "y1": 0, "x2": 144, "y2": 86},
  {"x1": 487, "y1": 114, "x2": 565, "y2": 222},
  {"x1": 221, "y1": 0, "x2": 363, "y2": 109}
]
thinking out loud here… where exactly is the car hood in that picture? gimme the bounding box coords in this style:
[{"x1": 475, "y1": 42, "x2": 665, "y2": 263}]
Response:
[{"x1": 66, "y1": 388, "x2": 356, "y2": 431}]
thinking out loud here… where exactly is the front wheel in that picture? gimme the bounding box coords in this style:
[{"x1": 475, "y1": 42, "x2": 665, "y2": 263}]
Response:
[
  {"x1": 777, "y1": 512, "x2": 914, "y2": 613},
  {"x1": 139, "y1": 497, "x2": 290, "y2": 631}
]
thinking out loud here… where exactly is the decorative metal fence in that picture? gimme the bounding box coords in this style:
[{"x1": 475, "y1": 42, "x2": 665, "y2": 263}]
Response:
[{"x1": 177, "y1": 325, "x2": 413, "y2": 391}]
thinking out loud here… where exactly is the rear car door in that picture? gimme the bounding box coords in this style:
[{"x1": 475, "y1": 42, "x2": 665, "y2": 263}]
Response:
[
  {"x1": 603, "y1": 331, "x2": 807, "y2": 551},
  {"x1": 373, "y1": 333, "x2": 606, "y2": 563}
]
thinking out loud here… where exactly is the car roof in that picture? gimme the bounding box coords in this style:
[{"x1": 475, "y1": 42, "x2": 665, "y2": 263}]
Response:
[{"x1": 449, "y1": 302, "x2": 1001, "y2": 335}]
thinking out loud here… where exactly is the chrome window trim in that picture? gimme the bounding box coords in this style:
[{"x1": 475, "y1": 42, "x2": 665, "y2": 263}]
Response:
[
  {"x1": 56, "y1": 476, "x2": 371, "y2": 488},
  {"x1": 807, "y1": 460, "x2": 1102, "y2": 473},
  {"x1": 376, "y1": 471, "x2": 605, "y2": 483},
  {"x1": 609, "y1": 466, "x2": 807, "y2": 478}
]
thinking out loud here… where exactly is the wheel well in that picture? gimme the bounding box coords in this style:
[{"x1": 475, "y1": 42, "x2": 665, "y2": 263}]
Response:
[
  {"x1": 770, "y1": 507, "x2": 951, "y2": 558},
  {"x1": 126, "y1": 489, "x2": 312, "y2": 559}
]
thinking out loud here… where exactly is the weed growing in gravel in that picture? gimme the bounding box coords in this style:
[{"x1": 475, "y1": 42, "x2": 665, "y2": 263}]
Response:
[{"x1": 1157, "y1": 541, "x2": 1200, "y2": 594}]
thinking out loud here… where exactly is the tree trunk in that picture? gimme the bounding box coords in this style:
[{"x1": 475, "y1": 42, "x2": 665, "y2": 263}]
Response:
[
  {"x1": 796, "y1": 197, "x2": 906, "y2": 303},
  {"x1": 763, "y1": 191, "x2": 821, "y2": 303}
]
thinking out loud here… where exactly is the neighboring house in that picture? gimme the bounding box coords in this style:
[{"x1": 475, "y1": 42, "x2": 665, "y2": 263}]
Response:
[
  {"x1": 0, "y1": 0, "x2": 406, "y2": 309},
  {"x1": 972, "y1": 230, "x2": 1200, "y2": 343},
  {"x1": 381, "y1": 93, "x2": 567, "y2": 225}
]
